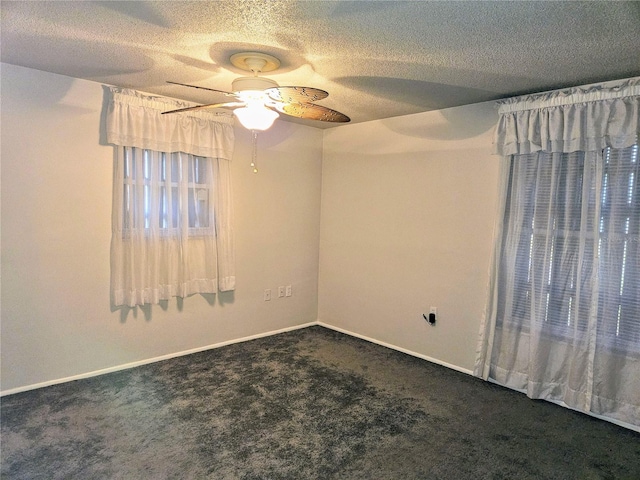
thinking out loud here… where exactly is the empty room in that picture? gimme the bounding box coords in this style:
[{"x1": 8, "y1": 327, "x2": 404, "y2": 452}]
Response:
[{"x1": 1, "y1": 1, "x2": 639, "y2": 478}]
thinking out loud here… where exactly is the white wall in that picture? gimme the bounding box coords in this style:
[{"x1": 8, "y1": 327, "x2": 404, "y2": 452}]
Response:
[
  {"x1": 1, "y1": 63, "x2": 324, "y2": 392},
  {"x1": 318, "y1": 105, "x2": 500, "y2": 372},
  {"x1": 1, "y1": 62, "x2": 502, "y2": 392}
]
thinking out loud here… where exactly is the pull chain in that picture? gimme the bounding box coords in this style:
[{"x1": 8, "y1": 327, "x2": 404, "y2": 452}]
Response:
[{"x1": 250, "y1": 130, "x2": 258, "y2": 173}]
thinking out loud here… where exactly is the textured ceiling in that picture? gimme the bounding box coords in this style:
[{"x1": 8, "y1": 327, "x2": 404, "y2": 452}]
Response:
[{"x1": 2, "y1": 1, "x2": 640, "y2": 128}]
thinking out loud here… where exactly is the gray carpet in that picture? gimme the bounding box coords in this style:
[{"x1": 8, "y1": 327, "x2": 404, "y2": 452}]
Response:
[{"x1": 2, "y1": 326, "x2": 639, "y2": 479}]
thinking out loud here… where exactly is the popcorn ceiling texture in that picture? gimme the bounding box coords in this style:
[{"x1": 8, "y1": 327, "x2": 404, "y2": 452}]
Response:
[{"x1": 2, "y1": 1, "x2": 640, "y2": 127}]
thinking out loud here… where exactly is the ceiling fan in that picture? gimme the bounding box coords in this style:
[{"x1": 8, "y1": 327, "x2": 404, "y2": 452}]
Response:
[{"x1": 162, "y1": 52, "x2": 350, "y2": 131}]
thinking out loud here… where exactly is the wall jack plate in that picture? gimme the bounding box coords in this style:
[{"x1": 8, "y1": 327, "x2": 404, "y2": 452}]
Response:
[{"x1": 423, "y1": 307, "x2": 436, "y2": 325}]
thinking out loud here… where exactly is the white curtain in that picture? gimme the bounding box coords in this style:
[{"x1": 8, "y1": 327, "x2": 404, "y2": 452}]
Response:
[
  {"x1": 475, "y1": 78, "x2": 640, "y2": 428},
  {"x1": 106, "y1": 88, "x2": 236, "y2": 307}
]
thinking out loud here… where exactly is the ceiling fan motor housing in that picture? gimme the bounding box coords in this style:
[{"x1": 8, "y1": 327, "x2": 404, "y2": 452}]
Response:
[{"x1": 232, "y1": 76, "x2": 279, "y2": 94}]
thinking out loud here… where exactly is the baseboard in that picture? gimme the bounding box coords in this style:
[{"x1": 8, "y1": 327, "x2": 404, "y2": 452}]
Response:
[
  {"x1": 0, "y1": 322, "x2": 317, "y2": 397},
  {"x1": 316, "y1": 321, "x2": 474, "y2": 376}
]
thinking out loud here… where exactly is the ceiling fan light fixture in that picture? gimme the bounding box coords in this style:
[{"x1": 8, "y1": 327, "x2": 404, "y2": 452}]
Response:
[
  {"x1": 233, "y1": 104, "x2": 279, "y2": 131},
  {"x1": 230, "y1": 76, "x2": 280, "y2": 131}
]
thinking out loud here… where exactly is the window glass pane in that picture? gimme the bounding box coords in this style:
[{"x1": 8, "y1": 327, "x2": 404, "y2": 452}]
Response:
[
  {"x1": 143, "y1": 150, "x2": 151, "y2": 180},
  {"x1": 189, "y1": 157, "x2": 208, "y2": 184},
  {"x1": 159, "y1": 186, "x2": 167, "y2": 229},
  {"x1": 122, "y1": 148, "x2": 213, "y2": 236},
  {"x1": 124, "y1": 149, "x2": 132, "y2": 179},
  {"x1": 123, "y1": 183, "x2": 131, "y2": 229},
  {"x1": 171, "y1": 154, "x2": 180, "y2": 182},
  {"x1": 188, "y1": 188, "x2": 209, "y2": 228},
  {"x1": 172, "y1": 187, "x2": 179, "y2": 229},
  {"x1": 160, "y1": 155, "x2": 167, "y2": 182},
  {"x1": 142, "y1": 184, "x2": 149, "y2": 229}
]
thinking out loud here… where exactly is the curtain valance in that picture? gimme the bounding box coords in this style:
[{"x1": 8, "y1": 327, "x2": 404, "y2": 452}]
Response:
[
  {"x1": 106, "y1": 87, "x2": 235, "y2": 160},
  {"x1": 494, "y1": 77, "x2": 640, "y2": 156}
]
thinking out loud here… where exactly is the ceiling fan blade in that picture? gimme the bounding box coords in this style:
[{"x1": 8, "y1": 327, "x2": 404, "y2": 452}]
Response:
[
  {"x1": 275, "y1": 102, "x2": 350, "y2": 123},
  {"x1": 265, "y1": 86, "x2": 329, "y2": 104},
  {"x1": 162, "y1": 102, "x2": 245, "y2": 115},
  {"x1": 166, "y1": 81, "x2": 237, "y2": 97}
]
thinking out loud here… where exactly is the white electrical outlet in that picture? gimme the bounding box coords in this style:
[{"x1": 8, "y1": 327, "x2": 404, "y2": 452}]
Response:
[
  {"x1": 264, "y1": 289, "x2": 272, "y2": 301},
  {"x1": 285, "y1": 285, "x2": 292, "y2": 297},
  {"x1": 430, "y1": 306, "x2": 437, "y2": 315},
  {"x1": 278, "y1": 286, "x2": 285, "y2": 298}
]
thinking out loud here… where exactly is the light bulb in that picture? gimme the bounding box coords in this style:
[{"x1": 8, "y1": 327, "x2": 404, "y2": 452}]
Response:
[{"x1": 233, "y1": 103, "x2": 279, "y2": 131}]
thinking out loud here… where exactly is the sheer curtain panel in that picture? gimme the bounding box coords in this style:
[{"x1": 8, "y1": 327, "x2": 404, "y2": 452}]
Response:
[
  {"x1": 106, "y1": 88, "x2": 236, "y2": 307},
  {"x1": 475, "y1": 78, "x2": 640, "y2": 428}
]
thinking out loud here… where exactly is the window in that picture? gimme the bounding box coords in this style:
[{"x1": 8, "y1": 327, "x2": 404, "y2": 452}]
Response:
[
  {"x1": 106, "y1": 87, "x2": 236, "y2": 308},
  {"x1": 497, "y1": 145, "x2": 639, "y2": 351},
  {"x1": 475, "y1": 78, "x2": 639, "y2": 427},
  {"x1": 122, "y1": 148, "x2": 213, "y2": 236}
]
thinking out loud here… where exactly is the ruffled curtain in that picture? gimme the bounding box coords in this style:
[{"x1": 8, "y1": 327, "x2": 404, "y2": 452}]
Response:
[
  {"x1": 107, "y1": 87, "x2": 235, "y2": 158},
  {"x1": 494, "y1": 77, "x2": 639, "y2": 156},
  {"x1": 106, "y1": 87, "x2": 236, "y2": 306},
  {"x1": 476, "y1": 78, "x2": 640, "y2": 429}
]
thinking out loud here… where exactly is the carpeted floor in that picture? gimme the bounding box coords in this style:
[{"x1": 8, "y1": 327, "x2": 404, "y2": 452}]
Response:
[{"x1": 2, "y1": 326, "x2": 639, "y2": 479}]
